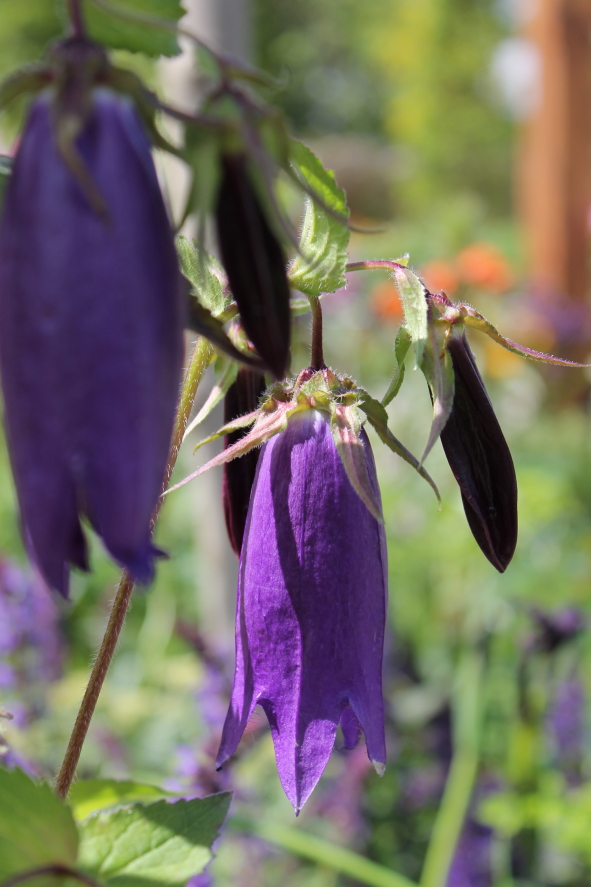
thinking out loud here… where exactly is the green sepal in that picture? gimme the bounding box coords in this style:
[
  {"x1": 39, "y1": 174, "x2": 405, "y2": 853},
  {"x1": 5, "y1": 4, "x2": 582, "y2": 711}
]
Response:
[
  {"x1": 392, "y1": 265, "x2": 428, "y2": 369},
  {"x1": 419, "y1": 321, "x2": 455, "y2": 465},
  {"x1": 288, "y1": 141, "x2": 350, "y2": 296},
  {"x1": 358, "y1": 394, "x2": 441, "y2": 505},
  {"x1": 190, "y1": 409, "x2": 260, "y2": 451},
  {"x1": 0, "y1": 66, "x2": 51, "y2": 112},
  {"x1": 168, "y1": 401, "x2": 307, "y2": 494},
  {"x1": 382, "y1": 326, "x2": 412, "y2": 406},
  {"x1": 184, "y1": 356, "x2": 239, "y2": 437},
  {"x1": 330, "y1": 404, "x2": 384, "y2": 522},
  {"x1": 462, "y1": 307, "x2": 588, "y2": 366}
]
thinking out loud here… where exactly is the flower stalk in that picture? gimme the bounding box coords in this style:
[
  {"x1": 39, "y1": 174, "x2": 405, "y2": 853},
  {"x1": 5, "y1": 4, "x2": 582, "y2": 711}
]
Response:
[
  {"x1": 309, "y1": 295, "x2": 325, "y2": 370},
  {"x1": 67, "y1": 0, "x2": 86, "y2": 38},
  {"x1": 55, "y1": 337, "x2": 213, "y2": 799}
]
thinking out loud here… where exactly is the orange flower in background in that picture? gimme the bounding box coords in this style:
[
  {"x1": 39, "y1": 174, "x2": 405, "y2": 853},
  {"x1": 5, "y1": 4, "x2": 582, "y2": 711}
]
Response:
[
  {"x1": 420, "y1": 259, "x2": 459, "y2": 296},
  {"x1": 371, "y1": 279, "x2": 404, "y2": 320},
  {"x1": 456, "y1": 242, "x2": 514, "y2": 293}
]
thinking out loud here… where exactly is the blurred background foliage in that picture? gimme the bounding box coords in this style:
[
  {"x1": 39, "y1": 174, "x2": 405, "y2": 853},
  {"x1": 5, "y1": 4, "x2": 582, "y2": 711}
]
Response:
[{"x1": 1, "y1": 1, "x2": 591, "y2": 886}]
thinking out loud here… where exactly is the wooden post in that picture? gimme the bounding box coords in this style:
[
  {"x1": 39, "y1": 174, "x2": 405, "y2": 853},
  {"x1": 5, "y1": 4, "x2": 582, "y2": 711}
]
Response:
[{"x1": 518, "y1": 0, "x2": 591, "y2": 355}]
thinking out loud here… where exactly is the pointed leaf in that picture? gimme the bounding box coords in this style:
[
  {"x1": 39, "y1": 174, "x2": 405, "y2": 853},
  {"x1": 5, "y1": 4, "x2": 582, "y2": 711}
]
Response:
[
  {"x1": 382, "y1": 326, "x2": 412, "y2": 406},
  {"x1": 185, "y1": 357, "x2": 238, "y2": 437},
  {"x1": 0, "y1": 768, "x2": 78, "y2": 879},
  {"x1": 463, "y1": 309, "x2": 588, "y2": 366},
  {"x1": 359, "y1": 396, "x2": 441, "y2": 504},
  {"x1": 182, "y1": 127, "x2": 222, "y2": 221},
  {"x1": 392, "y1": 267, "x2": 428, "y2": 368},
  {"x1": 420, "y1": 325, "x2": 455, "y2": 464},
  {"x1": 288, "y1": 141, "x2": 350, "y2": 296},
  {"x1": 78, "y1": 793, "x2": 231, "y2": 887},
  {"x1": 69, "y1": 779, "x2": 175, "y2": 823},
  {"x1": 82, "y1": 0, "x2": 183, "y2": 57},
  {"x1": 176, "y1": 236, "x2": 228, "y2": 317},
  {"x1": 330, "y1": 406, "x2": 384, "y2": 522}
]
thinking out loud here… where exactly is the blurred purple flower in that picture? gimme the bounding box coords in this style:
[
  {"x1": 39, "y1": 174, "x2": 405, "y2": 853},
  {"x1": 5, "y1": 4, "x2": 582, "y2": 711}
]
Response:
[
  {"x1": 529, "y1": 607, "x2": 585, "y2": 654},
  {"x1": 217, "y1": 408, "x2": 387, "y2": 812},
  {"x1": 547, "y1": 678, "x2": 584, "y2": 783},
  {"x1": 0, "y1": 89, "x2": 184, "y2": 595},
  {"x1": 0, "y1": 559, "x2": 63, "y2": 693},
  {"x1": 447, "y1": 817, "x2": 494, "y2": 887}
]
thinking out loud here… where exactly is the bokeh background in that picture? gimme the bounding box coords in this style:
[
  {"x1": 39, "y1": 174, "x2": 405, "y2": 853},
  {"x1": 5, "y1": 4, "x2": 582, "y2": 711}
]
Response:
[{"x1": 1, "y1": 1, "x2": 591, "y2": 885}]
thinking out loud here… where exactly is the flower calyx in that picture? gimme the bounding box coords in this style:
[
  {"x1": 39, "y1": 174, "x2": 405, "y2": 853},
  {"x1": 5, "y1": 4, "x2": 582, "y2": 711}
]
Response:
[{"x1": 171, "y1": 365, "x2": 440, "y2": 515}]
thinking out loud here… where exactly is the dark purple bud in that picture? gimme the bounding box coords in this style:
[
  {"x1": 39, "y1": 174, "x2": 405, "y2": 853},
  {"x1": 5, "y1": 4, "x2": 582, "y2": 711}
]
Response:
[
  {"x1": 222, "y1": 369, "x2": 266, "y2": 555},
  {"x1": 215, "y1": 153, "x2": 291, "y2": 379},
  {"x1": 217, "y1": 408, "x2": 387, "y2": 812},
  {"x1": 0, "y1": 91, "x2": 184, "y2": 595},
  {"x1": 440, "y1": 334, "x2": 517, "y2": 572}
]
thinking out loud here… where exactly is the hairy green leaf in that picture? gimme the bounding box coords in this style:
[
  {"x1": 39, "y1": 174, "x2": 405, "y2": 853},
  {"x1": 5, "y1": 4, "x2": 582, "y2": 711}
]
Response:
[
  {"x1": 0, "y1": 768, "x2": 78, "y2": 879},
  {"x1": 392, "y1": 266, "x2": 428, "y2": 368},
  {"x1": 288, "y1": 141, "x2": 350, "y2": 296},
  {"x1": 176, "y1": 236, "x2": 228, "y2": 318},
  {"x1": 382, "y1": 326, "x2": 412, "y2": 406},
  {"x1": 185, "y1": 356, "x2": 238, "y2": 437},
  {"x1": 82, "y1": 0, "x2": 183, "y2": 57},
  {"x1": 78, "y1": 794, "x2": 231, "y2": 887},
  {"x1": 69, "y1": 779, "x2": 175, "y2": 823}
]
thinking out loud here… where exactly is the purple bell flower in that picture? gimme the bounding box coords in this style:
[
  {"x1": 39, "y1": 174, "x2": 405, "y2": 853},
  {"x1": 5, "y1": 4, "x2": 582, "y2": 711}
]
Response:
[
  {"x1": 216, "y1": 407, "x2": 387, "y2": 812},
  {"x1": 0, "y1": 90, "x2": 184, "y2": 595}
]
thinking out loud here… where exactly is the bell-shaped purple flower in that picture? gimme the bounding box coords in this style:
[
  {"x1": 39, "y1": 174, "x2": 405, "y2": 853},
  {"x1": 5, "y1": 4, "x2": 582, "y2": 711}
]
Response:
[
  {"x1": 0, "y1": 90, "x2": 184, "y2": 595},
  {"x1": 217, "y1": 408, "x2": 387, "y2": 812}
]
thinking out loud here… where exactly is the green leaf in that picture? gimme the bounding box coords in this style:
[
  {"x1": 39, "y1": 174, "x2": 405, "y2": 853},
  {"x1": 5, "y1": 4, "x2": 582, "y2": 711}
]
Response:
[
  {"x1": 78, "y1": 793, "x2": 231, "y2": 887},
  {"x1": 182, "y1": 128, "x2": 222, "y2": 220},
  {"x1": 382, "y1": 326, "x2": 412, "y2": 406},
  {"x1": 185, "y1": 298, "x2": 264, "y2": 371},
  {"x1": 288, "y1": 141, "x2": 350, "y2": 296},
  {"x1": 184, "y1": 356, "x2": 238, "y2": 437},
  {"x1": 69, "y1": 779, "x2": 175, "y2": 823},
  {"x1": 358, "y1": 395, "x2": 441, "y2": 504},
  {"x1": 0, "y1": 768, "x2": 78, "y2": 879},
  {"x1": 82, "y1": 0, "x2": 183, "y2": 57},
  {"x1": 392, "y1": 266, "x2": 428, "y2": 368},
  {"x1": 176, "y1": 236, "x2": 228, "y2": 318}
]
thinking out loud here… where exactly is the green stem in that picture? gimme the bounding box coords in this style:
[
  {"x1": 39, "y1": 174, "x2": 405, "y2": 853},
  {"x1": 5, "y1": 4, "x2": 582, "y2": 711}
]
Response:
[
  {"x1": 55, "y1": 337, "x2": 213, "y2": 799},
  {"x1": 230, "y1": 817, "x2": 419, "y2": 887},
  {"x1": 420, "y1": 650, "x2": 484, "y2": 887}
]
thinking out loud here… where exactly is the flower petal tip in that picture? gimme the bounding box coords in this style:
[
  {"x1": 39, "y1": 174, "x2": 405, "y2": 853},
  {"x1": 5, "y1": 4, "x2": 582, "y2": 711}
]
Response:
[{"x1": 372, "y1": 760, "x2": 386, "y2": 777}]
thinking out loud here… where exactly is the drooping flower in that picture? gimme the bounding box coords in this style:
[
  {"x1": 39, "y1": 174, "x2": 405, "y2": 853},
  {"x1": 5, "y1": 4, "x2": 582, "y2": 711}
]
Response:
[
  {"x1": 0, "y1": 47, "x2": 184, "y2": 595},
  {"x1": 216, "y1": 407, "x2": 387, "y2": 812},
  {"x1": 215, "y1": 153, "x2": 291, "y2": 380}
]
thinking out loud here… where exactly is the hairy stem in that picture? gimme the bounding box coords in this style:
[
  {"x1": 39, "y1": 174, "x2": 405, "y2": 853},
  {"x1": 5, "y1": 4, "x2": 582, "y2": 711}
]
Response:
[
  {"x1": 309, "y1": 295, "x2": 325, "y2": 371},
  {"x1": 1, "y1": 865, "x2": 102, "y2": 887},
  {"x1": 67, "y1": 0, "x2": 86, "y2": 37},
  {"x1": 55, "y1": 337, "x2": 214, "y2": 799},
  {"x1": 346, "y1": 260, "x2": 407, "y2": 274}
]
